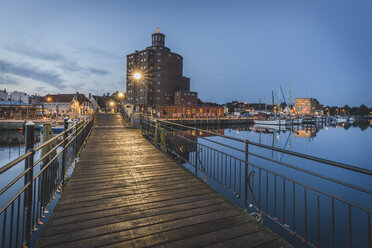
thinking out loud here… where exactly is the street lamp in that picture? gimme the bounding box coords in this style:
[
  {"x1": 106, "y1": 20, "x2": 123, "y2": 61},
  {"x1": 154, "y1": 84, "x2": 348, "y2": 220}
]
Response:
[{"x1": 132, "y1": 71, "x2": 143, "y2": 112}]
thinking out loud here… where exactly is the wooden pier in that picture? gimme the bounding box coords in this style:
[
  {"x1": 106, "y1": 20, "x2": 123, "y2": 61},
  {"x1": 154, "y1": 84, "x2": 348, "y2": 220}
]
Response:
[{"x1": 36, "y1": 114, "x2": 292, "y2": 248}]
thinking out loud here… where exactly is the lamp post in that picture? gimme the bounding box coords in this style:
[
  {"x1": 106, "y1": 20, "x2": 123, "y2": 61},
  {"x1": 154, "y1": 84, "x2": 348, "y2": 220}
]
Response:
[{"x1": 133, "y1": 72, "x2": 142, "y2": 113}]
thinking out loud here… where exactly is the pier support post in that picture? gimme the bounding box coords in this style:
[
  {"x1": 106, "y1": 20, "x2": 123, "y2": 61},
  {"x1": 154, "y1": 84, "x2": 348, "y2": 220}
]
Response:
[{"x1": 24, "y1": 121, "x2": 35, "y2": 247}]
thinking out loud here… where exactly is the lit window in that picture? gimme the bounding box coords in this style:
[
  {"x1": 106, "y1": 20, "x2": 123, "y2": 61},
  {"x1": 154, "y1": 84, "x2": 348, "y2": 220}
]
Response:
[
  {"x1": 157, "y1": 59, "x2": 161, "y2": 62},
  {"x1": 157, "y1": 66, "x2": 161, "y2": 70},
  {"x1": 168, "y1": 54, "x2": 172, "y2": 57},
  {"x1": 157, "y1": 74, "x2": 160, "y2": 77},
  {"x1": 157, "y1": 81, "x2": 160, "y2": 85}
]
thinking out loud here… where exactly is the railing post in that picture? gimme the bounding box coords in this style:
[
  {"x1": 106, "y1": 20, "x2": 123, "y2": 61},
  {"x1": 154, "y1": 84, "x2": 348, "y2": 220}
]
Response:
[
  {"x1": 24, "y1": 121, "x2": 35, "y2": 247},
  {"x1": 244, "y1": 139, "x2": 248, "y2": 210},
  {"x1": 74, "y1": 120, "x2": 78, "y2": 156},
  {"x1": 171, "y1": 123, "x2": 174, "y2": 156},
  {"x1": 195, "y1": 142, "x2": 198, "y2": 176},
  {"x1": 61, "y1": 117, "x2": 68, "y2": 181}
]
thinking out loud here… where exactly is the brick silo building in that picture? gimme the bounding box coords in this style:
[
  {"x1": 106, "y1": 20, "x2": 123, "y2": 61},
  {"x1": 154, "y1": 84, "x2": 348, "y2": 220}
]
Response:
[{"x1": 126, "y1": 30, "x2": 190, "y2": 112}]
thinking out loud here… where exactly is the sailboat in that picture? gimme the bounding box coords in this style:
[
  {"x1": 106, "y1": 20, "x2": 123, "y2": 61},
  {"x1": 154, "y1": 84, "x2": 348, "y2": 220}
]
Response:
[{"x1": 254, "y1": 89, "x2": 287, "y2": 125}]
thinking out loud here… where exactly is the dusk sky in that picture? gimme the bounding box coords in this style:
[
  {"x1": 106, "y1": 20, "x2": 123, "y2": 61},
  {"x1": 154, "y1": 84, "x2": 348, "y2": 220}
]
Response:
[{"x1": 0, "y1": 0, "x2": 371, "y2": 107}]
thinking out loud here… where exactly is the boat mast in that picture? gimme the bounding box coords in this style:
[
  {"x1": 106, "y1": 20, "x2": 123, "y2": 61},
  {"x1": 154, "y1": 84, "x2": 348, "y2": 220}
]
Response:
[
  {"x1": 289, "y1": 79, "x2": 291, "y2": 112},
  {"x1": 272, "y1": 90, "x2": 274, "y2": 114}
]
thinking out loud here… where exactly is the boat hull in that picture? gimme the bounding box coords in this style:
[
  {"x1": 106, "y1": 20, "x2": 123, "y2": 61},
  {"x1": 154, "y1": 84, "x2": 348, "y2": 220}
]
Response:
[{"x1": 254, "y1": 119, "x2": 286, "y2": 125}]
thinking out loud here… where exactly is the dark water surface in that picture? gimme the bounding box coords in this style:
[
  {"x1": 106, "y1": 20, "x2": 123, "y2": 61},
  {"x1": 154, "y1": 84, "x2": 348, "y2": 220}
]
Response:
[{"x1": 180, "y1": 121, "x2": 372, "y2": 248}]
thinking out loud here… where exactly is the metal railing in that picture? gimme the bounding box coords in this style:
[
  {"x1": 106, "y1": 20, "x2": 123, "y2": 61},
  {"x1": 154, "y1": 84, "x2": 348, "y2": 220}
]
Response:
[
  {"x1": 140, "y1": 117, "x2": 372, "y2": 248},
  {"x1": 0, "y1": 115, "x2": 95, "y2": 248}
]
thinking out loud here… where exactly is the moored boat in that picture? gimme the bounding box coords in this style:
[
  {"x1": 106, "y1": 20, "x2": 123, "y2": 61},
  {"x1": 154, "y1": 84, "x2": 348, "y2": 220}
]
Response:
[{"x1": 254, "y1": 117, "x2": 286, "y2": 125}]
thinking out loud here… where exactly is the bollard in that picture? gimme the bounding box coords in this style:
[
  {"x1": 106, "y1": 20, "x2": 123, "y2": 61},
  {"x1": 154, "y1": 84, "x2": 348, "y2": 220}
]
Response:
[{"x1": 24, "y1": 121, "x2": 35, "y2": 247}]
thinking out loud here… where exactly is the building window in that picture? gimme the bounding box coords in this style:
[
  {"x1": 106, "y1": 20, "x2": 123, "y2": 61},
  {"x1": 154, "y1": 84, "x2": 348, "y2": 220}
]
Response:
[
  {"x1": 157, "y1": 66, "x2": 161, "y2": 70},
  {"x1": 200, "y1": 109, "x2": 203, "y2": 113},
  {"x1": 173, "y1": 108, "x2": 177, "y2": 113},
  {"x1": 157, "y1": 53, "x2": 161, "y2": 56},
  {"x1": 156, "y1": 97, "x2": 160, "y2": 100},
  {"x1": 157, "y1": 74, "x2": 160, "y2": 77},
  {"x1": 157, "y1": 59, "x2": 161, "y2": 62},
  {"x1": 157, "y1": 81, "x2": 160, "y2": 85},
  {"x1": 166, "y1": 97, "x2": 170, "y2": 100},
  {"x1": 156, "y1": 89, "x2": 160, "y2": 92},
  {"x1": 163, "y1": 107, "x2": 167, "y2": 115},
  {"x1": 168, "y1": 54, "x2": 172, "y2": 57}
]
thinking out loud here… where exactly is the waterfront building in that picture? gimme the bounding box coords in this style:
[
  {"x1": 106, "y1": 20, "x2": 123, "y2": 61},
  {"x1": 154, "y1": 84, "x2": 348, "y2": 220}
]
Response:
[
  {"x1": 294, "y1": 98, "x2": 320, "y2": 115},
  {"x1": 0, "y1": 89, "x2": 8, "y2": 101},
  {"x1": 10, "y1": 91, "x2": 29, "y2": 103},
  {"x1": 42, "y1": 93, "x2": 93, "y2": 116},
  {"x1": 0, "y1": 101, "x2": 35, "y2": 120},
  {"x1": 126, "y1": 29, "x2": 190, "y2": 112},
  {"x1": 225, "y1": 102, "x2": 267, "y2": 114}
]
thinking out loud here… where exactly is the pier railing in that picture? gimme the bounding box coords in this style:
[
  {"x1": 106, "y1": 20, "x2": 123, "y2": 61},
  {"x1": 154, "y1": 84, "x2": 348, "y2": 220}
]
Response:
[
  {"x1": 140, "y1": 117, "x2": 372, "y2": 248},
  {"x1": 0, "y1": 115, "x2": 94, "y2": 248}
]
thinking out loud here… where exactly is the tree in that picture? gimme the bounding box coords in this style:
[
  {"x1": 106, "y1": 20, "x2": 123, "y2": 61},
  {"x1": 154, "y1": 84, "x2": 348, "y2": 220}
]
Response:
[
  {"x1": 324, "y1": 105, "x2": 331, "y2": 115},
  {"x1": 330, "y1": 106, "x2": 338, "y2": 115},
  {"x1": 343, "y1": 105, "x2": 351, "y2": 115},
  {"x1": 358, "y1": 104, "x2": 369, "y2": 116}
]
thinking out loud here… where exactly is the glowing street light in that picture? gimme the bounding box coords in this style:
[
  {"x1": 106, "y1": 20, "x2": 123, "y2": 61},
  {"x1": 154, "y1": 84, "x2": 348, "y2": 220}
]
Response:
[
  {"x1": 109, "y1": 101, "x2": 115, "y2": 106},
  {"x1": 134, "y1": 72, "x2": 142, "y2": 80},
  {"x1": 118, "y1": 92, "x2": 124, "y2": 98}
]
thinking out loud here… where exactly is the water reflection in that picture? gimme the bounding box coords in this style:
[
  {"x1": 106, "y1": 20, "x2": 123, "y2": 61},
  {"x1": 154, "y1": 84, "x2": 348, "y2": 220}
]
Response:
[{"x1": 173, "y1": 121, "x2": 372, "y2": 248}]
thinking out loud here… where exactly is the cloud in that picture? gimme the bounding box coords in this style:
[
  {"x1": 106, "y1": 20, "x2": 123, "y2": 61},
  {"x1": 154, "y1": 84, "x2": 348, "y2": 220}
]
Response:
[
  {"x1": 87, "y1": 67, "x2": 109, "y2": 75},
  {"x1": 6, "y1": 45, "x2": 110, "y2": 76},
  {"x1": 6, "y1": 45, "x2": 67, "y2": 62},
  {"x1": 0, "y1": 59, "x2": 65, "y2": 89},
  {"x1": 79, "y1": 47, "x2": 121, "y2": 60}
]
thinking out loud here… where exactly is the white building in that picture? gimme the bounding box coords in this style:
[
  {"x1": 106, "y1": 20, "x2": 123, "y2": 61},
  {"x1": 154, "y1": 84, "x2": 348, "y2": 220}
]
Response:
[
  {"x1": 0, "y1": 89, "x2": 8, "y2": 101},
  {"x1": 42, "y1": 93, "x2": 93, "y2": 116},
  {"x1": 10, "y1": 91, "x2": 29, "y2": 103}
]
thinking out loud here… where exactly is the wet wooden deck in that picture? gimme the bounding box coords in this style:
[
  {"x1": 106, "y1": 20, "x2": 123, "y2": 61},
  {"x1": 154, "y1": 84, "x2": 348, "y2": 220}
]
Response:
[{"x1": 36, "y1": 113, "x2": 292, "y2": 248}]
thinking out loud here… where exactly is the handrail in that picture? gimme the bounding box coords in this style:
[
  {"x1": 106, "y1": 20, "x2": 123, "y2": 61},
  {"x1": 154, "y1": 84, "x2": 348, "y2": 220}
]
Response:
[
  {"x1": 144, "y1": 117, "x2": 372, "y2": 176},
  {"x1": 140, "y1": 116, "x2": 372, "y2": 248},
  {"x1": 0, "y1": 116, "x2": 93, "y2": 174},
  {"x1": 0, "y1": 114, "x2": 95, "y2": 248},
  {"x1": 0, "y1": 151, "x2": 32, "y2": 174}
]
